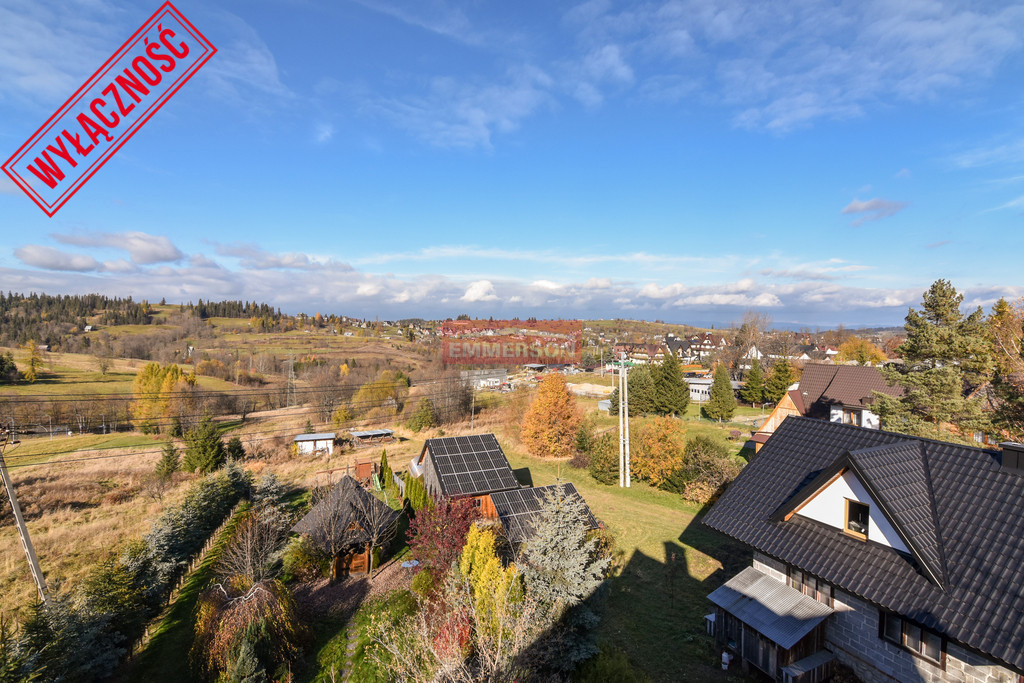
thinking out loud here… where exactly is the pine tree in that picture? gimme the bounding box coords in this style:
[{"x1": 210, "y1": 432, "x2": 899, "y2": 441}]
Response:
[
  {"x1": 226, "y1": 436, "x2": 246, "y2": 461},
  {"x1": 181, "y1": 417, "x2": 226, "y2": 473},
  {"x1": 407, "y1": 398, "x2": 436, "y2": 432},
  {"x1": 625, "y1": 365, "x2": 656, "y2": 415},
  {"x1": 704, "y1": 364, "x2": 736, "y2": 422},
  {"x1": 653, "y1": 352, "x2": 689, "y2": 416},
  {"x1": 155, "y1": 442, "x2": 180, "y2": 481},
  {"x1": 522, "y1": 374, "x2": 583, "y2": 459},
  {"x1": 764, "y1": 359, "x2": 795, "y2": 404},
  {"x1": 876, "y1": 280, "x2": 994, "y2": 441},
  {"x1": 740, "y1": 358, "x2": 765, "y2": 405},
  {"x1": 226, "y1": 637, "x2": 267, "y2": 683},
  {"x1": 379, "y1": 449, "x2": 392, "y2": 487}
]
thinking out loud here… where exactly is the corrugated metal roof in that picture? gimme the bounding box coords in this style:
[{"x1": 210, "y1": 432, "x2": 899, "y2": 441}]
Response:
[
  {"x1": 707, "y1": 566, "x2": 833, "y2": 650},
  {"x1": 294, "y1": 432, "x2": 335, "y2": 441},
  {"x1": 350, "y1": 429, "x2": 394, "y2": 438}
]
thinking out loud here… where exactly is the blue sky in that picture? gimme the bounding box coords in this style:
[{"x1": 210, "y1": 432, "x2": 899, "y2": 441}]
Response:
[{"x1": 2, "y1": 0, "x2": 1023, "y2": 327}]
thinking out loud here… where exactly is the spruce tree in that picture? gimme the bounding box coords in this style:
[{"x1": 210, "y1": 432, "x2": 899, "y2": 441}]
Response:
[
  {"x1": 625, "y1": 365, "x2": 656, "y2": 416},
  {"x1": 876, "y1": 280, "x2": 994, "y2": 441},
  {"x1": 704, "y1": 364, "x2": 737, "y2": 422},
  {"x1": 654, "y1": 352, "x2": 689, "y2": 416},
  {"x1": 225, "y1": 436, "x2": 246, "y2": 461},
  {"x1": 181, "y1": 417, "x2": 227, "y2": 474},
  {"x1": 764, "y1": 359, "x2": 795, "y2": 404},
  {"x1": 740, "y1": 358, "x2": 765, "y2": 406},
  {"x1": 155, "y1": 442, "x2": 180, "y2": 481}
]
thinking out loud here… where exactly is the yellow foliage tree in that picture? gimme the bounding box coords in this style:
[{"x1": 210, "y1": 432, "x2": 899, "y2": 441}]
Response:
[
  {"x1": 521, "y1": 374, "x2": 583, "y2": 459},
  {"x1": 133, "y1": 362, "x2": 194, "y2": 433},
  {"x1": 459, "y1": 525, "x2": 522, "y2": 639},
  {"x1": 20, "y1": 340, "x2": 43, "y2": 383},
  {"x1": 835, "y1": 337, "x2": 887, "y2": 365},
  {"x1": 631, "y1": 417, "x2": 687, "y2": 487}
]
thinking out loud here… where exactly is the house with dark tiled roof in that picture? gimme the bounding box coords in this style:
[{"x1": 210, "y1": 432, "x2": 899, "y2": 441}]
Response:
[
  {"x1": 752, "y1": 364, "x2": 904, "y2": 451},
  {"x1": 704, "y1": 417, "x2": 1024, "y2": 683}
]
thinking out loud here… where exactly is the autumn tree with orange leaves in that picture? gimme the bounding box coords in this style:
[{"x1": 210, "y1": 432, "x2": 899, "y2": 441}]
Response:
[
  {"x1": 521, "y1": 374, "x2": 583, "y2": 459},
  {"x1": 631, "y1": 417, "x2": 688, "y2": 487}
]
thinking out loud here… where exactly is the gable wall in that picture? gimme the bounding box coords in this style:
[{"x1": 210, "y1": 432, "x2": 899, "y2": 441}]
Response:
[
  {"x1": 751, "y1": 553, "x2": 1017, "y2": 683},
  {"x1": 422, "y1": 450, "x2": 443, "y2": 497},
  {"x1": 827, "y1": 406, "x2": 881, "y2": 430},
  {"x1": 796, "y1": 471, "x2": 910, "y2": 553}
]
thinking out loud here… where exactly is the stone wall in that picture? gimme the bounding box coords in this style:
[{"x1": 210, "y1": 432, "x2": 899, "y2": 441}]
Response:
[{"x1": 750, "y1": 554, "x2": 1018, "y2": 683}]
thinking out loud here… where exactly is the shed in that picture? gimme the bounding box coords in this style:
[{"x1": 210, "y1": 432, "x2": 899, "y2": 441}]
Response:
[
  {"x1": 294, "y1": 432, "x2": 335, "y2": 456},
  {"x1": 350, "y1": 429, "x2": 395, "y2": 446}
]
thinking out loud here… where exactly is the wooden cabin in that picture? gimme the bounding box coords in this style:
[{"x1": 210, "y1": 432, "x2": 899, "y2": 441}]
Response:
[
  {"x1": 409, "y1": 434, "x2": 521, "y2": 518},
  {"x1": 291, "y1": 476, "x2": 399, "y2": 579}
]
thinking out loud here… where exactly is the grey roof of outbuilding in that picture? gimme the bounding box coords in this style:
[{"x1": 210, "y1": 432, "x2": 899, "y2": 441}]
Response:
[
  {"x1": 707, "y1": 566, "x2": 834, "y2": 649},
  {"x1": 703, "y1": 417, "x2": 1024, "y2": 673}
]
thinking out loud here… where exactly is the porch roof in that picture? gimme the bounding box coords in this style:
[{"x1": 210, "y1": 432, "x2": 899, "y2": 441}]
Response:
[{"x1": 707, "y1": 566, "x2": 833, "y2": 650}]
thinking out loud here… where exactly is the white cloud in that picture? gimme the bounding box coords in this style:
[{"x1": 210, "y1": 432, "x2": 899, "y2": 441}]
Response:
[
  {"x1": 315, "y1": 123, "x2": 334, "y2": 143},
  {"x1": 462, "y1": 280, "x2": 498, "y2": 302},
  {"x1": 370, "y1": 65, "x2": 553, "y2": 149},
  {"x1": 15, "y1": 245, "x2": 100, "y2": 272},
  {"x1": 841, "y1": 197, "x2": 909, "y2": 225},
  {"x1": 54, "y1": 230, "x2": 183, "y2": 264},
  {"x1": 988, "y1": 195, "x2": 1024, "y2": 212},
  {"x1": 214, "y1": 242, "x2": 352, "y2": 271}
]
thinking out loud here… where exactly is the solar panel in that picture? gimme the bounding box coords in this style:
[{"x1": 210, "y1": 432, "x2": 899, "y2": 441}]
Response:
[
  {"x1": 490, "y1": 484, "x2": 600, "y2": 542},
  {"x1": 424, "y1": 433, "x2": 519, "y2": 496}
]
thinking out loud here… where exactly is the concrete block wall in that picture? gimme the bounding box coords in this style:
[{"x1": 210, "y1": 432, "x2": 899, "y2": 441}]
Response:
[{"x1": 748, "y1": 555, "x2": 1018, "y2": 683}]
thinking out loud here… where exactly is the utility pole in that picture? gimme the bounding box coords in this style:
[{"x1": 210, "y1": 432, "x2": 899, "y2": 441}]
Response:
[
  {"x1": 287, "y1": 354, "x2": 296, "y2": 408},
  {"x1": 0, "y1": 429, "x2": 49, "y2": 605},
  {"x1": 618, "y1": 358, "x2": 626, "y2": 485},
  {"x1": 618, "y1": 354, "x2": 624, "y2": 487},
  {"x1": 470, "y1": 385, "x2": 476, "y2": 431}
]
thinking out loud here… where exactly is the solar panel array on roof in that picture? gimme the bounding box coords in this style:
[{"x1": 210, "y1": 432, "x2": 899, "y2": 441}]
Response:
[
  {"x1": 490, "y1": 483, "x2": 599, "y2": 542},
  {"x1": 425, "y1": 434, "x2": 520, "y2": 496}
]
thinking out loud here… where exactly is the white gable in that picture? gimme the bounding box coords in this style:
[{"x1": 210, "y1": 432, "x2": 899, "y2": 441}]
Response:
[{"x1": 795, "y1": 470, "x2": 909, "y2": 553}]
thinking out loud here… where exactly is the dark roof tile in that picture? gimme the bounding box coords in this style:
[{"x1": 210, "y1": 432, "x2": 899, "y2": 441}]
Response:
[{"x1": 704, "y1": 417, "x2": 1024, "y2": 672}]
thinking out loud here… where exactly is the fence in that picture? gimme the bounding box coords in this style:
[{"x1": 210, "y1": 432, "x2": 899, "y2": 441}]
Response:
[{"x1": 392, "y1": 471, "x2": 406, "y2": 497}]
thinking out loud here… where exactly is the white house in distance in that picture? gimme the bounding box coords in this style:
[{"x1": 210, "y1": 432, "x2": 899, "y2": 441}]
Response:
[{"x1": 294, "y1": 432, "x2": 335, "y2": 456}]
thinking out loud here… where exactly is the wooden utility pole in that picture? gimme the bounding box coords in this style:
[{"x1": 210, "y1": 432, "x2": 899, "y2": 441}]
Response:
[{"x1": 0, "y1": 429, "x2": 49, "y2": 604}]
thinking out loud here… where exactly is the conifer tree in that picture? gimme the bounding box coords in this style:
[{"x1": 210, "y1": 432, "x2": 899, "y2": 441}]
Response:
[
  {"x1": 704, "y1": 364, "x2": 737, "y2": 422},
  {"x1": 625, "y1": 365, "x2": 656, "y2": 416},
  {"x1": 740, "y1": 358, "x2": 765, "y2": 405},
  {"x1": 653, "y1": 352, "x2": 689, "y2": 416},
  {"x1": 182, "y1": 416, "x2": 227, "y2": 473},
  {"x1": 156, "y1": 442, "x2": 180, "y2": 481},
  {"x1": 876, "y1": 279, "x2": 994, "y2": 441},
  {"x1": 764, "y1": 359, "x2": 795, "y2": 404}
]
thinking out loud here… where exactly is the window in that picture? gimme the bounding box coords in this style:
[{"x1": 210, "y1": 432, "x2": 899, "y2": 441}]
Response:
[
  {"x1": 788, "y1": 567, "x2": 833, "y2": 607},
  {"x1": 880, "y1": 611, "x2": 944, "y2": 666},
  {"x1": 845, "y1": 499, "x2": 869, "y2": 539},
  {"x1": 843, "y1": 408, "x2": 860, "y2": 426}
]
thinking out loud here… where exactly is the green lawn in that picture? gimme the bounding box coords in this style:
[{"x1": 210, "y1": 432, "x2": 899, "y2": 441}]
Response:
[{"x1": 502, "y1": 449, "x2": 755, "y2": 682}]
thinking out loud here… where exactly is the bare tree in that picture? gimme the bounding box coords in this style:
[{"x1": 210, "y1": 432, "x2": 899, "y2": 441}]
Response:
[
  {"x1": 218, "y1": 505, "x2": 291, "y2": 583},
  {"x1": 305, "y1": 364, "x2": 342, "y2": 423},
  {"x1": 432, "y1": 370, "x2": 472, "y2": 424},
  {"x1": 352, "y1": 488, "x2": 399, "y2": 577}
]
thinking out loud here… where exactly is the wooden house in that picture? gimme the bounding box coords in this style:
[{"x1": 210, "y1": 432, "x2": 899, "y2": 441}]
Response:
[
  {"x1": 291, "y1": 476, "x2": 399, "y2": 579},
  {"x1": 409, "y1": 434, "x2": 521, "y2": 518}
]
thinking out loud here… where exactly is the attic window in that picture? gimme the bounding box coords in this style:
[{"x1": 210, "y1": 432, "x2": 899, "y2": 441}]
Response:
[{"x1": 845, "y1": 499, "x2": 869, "y2": 539}]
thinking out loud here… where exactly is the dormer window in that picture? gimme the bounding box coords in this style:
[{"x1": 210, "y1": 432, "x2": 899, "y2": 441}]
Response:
[{"x1": 845, "y1": 499, "x2": 869, "y2": 539}]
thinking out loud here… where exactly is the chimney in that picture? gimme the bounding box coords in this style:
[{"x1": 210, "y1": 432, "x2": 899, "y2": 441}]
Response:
[{"x1": 999, "y1": 442, "x2": 1024, "y2": 475}]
